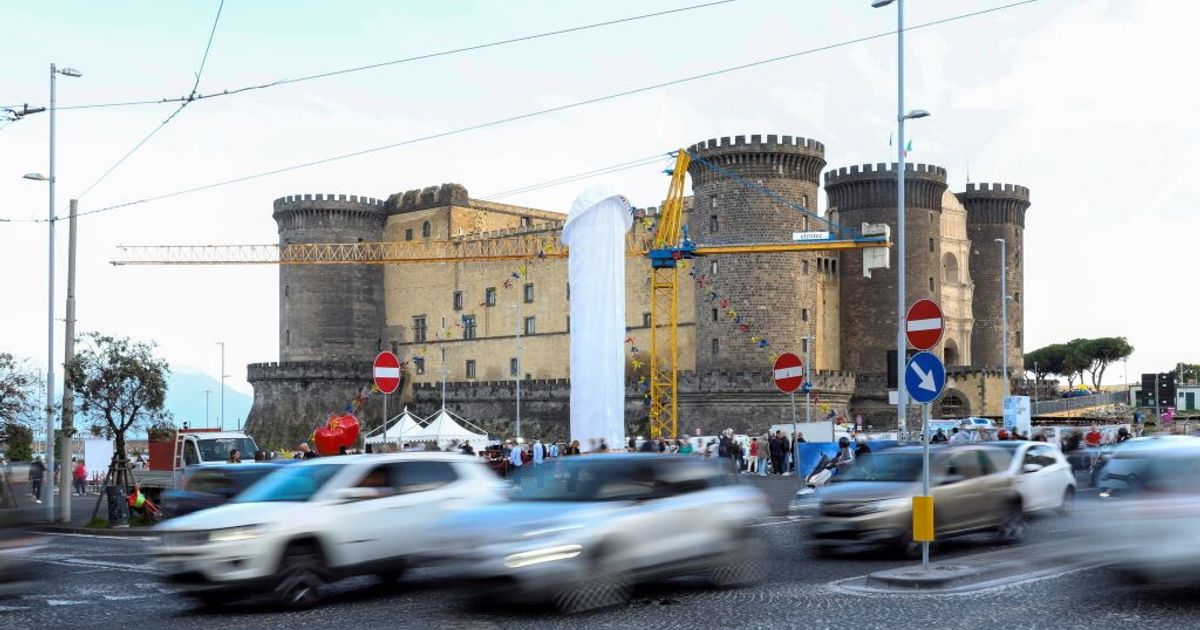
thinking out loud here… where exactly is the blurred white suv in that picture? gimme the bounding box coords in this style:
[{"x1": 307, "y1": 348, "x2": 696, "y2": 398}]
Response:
[
  {"x1": 153, "y1": 453, "x2": 503, "y2": 608},
  {"x1": 992, "y1": 441, "x2": 1077, "y2": 515}
]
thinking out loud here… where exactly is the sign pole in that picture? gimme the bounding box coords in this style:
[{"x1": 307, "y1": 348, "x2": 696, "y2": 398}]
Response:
[
  {"x1": 921, "y1": 401, "x2": 930, "y2": 569},
  {"x1": 383, "y1": 392, "x2": 389, "y2": 448}
]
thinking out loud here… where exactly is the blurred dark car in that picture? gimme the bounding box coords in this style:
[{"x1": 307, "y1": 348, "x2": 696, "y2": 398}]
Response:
[
  {"x1": 1095, "y1": 435, "x2": 1197, "y2": 497},
  {"x1": 161, "y1": 462, "x2": 287, "y2": 517}
]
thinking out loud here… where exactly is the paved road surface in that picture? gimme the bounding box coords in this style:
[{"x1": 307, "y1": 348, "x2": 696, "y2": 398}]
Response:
[{"x1": 5, "y1": 503, "x2": 1196, "y2": 630}]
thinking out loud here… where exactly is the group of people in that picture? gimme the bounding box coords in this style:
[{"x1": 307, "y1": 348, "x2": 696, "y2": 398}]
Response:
[
  {"x1": 503, "y1": 438, "x2": 584, "y2": 469},
  {"x1": 25, "y1": 456, "x2": 90, "y2": 503}
]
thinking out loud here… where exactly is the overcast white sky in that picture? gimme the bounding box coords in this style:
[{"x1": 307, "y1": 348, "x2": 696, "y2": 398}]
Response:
[{"x1": 1, "y1": 0, "x2": 1194, "y2": 400}]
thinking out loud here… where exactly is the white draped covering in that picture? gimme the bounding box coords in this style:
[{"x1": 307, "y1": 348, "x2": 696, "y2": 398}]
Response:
[{"x1": 561, "y1": 184, "x2": 632, "y2": 452}]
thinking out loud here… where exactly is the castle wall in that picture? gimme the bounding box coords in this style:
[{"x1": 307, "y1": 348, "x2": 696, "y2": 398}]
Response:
[
  {"x1": 939, "y1": 190, "x2": 973, "y2": 367},
  {"x1": 826, "y1": 163, "x2": 949, "y2": 374},
  {"x1": 274, "y1": 194, "x2": 387, "y2": 362},
  {"x1": 687, "y1": 134, "x2": 828, "y2": 373},
  {"x1": 959, "y1": 182, "x2": 1030, "y2": 374}
]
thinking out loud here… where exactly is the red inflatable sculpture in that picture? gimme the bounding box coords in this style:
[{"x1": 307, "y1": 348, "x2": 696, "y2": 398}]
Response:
[{"x1": 313, "y1": 413, "x2": 361, "y2": 455}]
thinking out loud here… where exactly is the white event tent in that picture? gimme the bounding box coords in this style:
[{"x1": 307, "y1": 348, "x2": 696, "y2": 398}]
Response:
[
  {"x1": 407, "y1": 408, "x2": 488, "y2": 449},
  {"x1": 363, "y1": 407, "x2": 425, "y2": 445}
]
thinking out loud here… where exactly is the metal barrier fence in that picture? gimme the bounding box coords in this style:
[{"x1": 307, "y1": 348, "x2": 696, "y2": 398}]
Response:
[{"x1": 1031, "y1": 390, "x2": 1129, "y2": 415}]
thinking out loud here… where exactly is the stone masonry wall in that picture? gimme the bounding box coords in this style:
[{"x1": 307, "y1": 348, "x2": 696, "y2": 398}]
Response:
[
  {"x1": 826, "y1": 163, "x2": 949, "y2": 374},
  {"x1": 687, "y1": 134, "x2": 827, "y2": 373},
  {"x1": 274, "y1": 194, "x2": 387, "y2": 362}
]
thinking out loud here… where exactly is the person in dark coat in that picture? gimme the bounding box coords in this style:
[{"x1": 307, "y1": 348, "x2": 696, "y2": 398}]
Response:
[
  {"x1": 769, "y1": 431, "x2": 787, "y2": 476},
  {"x1": 28, "y1": 457, "x2": 45, "y2": 504}
]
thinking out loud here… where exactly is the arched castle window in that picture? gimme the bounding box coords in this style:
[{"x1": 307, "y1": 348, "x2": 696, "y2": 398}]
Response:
[
  {"x1": 422, "y1": 221, "x2": 431, "y2": 238},
  {"x1": 942, "y1": 252, "x2": 960, "y2": 284}
]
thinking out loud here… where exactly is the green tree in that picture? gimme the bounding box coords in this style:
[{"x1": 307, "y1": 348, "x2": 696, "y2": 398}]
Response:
[
  {"x1": 1062, "y1": 339, "x2": 1092, "y2": 389},
  {"x1": 1171, "y1": 363, "x2": 1200, "y2": 384},
  {"x1": 0, "y1": 352, "x2": 39, "y2": 426},
  {"x1": 1084, "y1": 337, "x2": 1134, "y2": 390},
  {"x1": 2, "y1": 422, "x2": 33, "y2": 461},
  {"x1": 1025, "y1": 344, "x2": 1066, "y2": 382},
  {"x1": 65, "y1": 333, "x2": 170, "y2": 487}
]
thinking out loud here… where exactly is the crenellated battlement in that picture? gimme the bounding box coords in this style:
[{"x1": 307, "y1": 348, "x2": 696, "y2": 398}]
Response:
[
  {"x1": 823, "y1": 162, "x2": 948, "y2": 186},
  {"x1": 824, "y1": 162, "x2": 949, "y2": 213},
  {"x1": 687, "y1": 133, "x2": 825, "y2": 156},
  {"x1": 686, "y1": 134, "x2": 826, "y2": 184},
  {"x1": 958, "y1": 181, "x2": 1031, "y2": 226},
  {"x1": 273, "y1": 193, "x2": 386, "y2": 212},
  {"x1": 962, "y1": 182, "x2": 1030, "y2": 201},
  {"x1": 386, "y1": 183, "x2": 470, "y2": 214}
]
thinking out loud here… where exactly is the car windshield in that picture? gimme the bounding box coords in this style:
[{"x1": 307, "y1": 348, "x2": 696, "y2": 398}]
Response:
[
  {"x1": 509, "y1": 459, "x2": 663, "y2": 502},
  {"x1": 833, "y1": 452, "x2": 923, "y2": 482},
  {"x1": 234, "y1": 463, "x2": 343, "y2": 503},
  {"x1": 197, "y1": 437, "x2": 258, "y2": 463}
]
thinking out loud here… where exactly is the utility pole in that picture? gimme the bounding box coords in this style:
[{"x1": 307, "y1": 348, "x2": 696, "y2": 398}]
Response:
[
  {"x1": 216, "y1": 342, "x2": 226, "y2": 429},
  {"x1": 996, "y1": 238, "x2": 1009, "y2": 398},
  {"x1": 57, "y1": 198, "x2": 78, "y2": 523},
  {"x1": 513, "y1": 303, "x2": 523, "y2": 440},
  {"x1": 894, "y1": 0, "x2": 908, "y2": 437}
]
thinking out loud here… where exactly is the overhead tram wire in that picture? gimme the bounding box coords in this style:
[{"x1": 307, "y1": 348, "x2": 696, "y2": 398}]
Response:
[
  {"x1": 58, "y1": 0, "x2": 1038, "y2": 222},
  {"x1": 480, "y1": 153, "x2": 671, "y2": 200},
  {"x1": 75, "y1": 0, "x2": 226, "y2": 200},
  {"x1": 56, "y1": 1, "x2": 741, "y2": 113}
]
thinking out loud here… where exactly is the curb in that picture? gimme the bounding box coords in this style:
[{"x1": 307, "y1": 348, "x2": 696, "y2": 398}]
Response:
[
  {"x1": 849, "y1": 540, "x2": 1098, "y2": 594},
  {"x1": 36, "y1": 525, "x2": 156, "y2": 537}
]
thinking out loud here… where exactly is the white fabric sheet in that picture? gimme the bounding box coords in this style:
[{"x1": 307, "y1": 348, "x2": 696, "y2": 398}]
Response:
[{"x1": 561, "y1": 184, "x2": 632, "y2": 452}]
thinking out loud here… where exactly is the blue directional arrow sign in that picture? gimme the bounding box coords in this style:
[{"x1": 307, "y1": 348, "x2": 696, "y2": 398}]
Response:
[{"x1": 905, "y1": 351, "x2": 946, "y2": 404}]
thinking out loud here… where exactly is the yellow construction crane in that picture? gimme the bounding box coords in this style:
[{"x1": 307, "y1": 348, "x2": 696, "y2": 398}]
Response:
[{"x1": 113, "y1": 148, "x2": 890, "y2": 441}]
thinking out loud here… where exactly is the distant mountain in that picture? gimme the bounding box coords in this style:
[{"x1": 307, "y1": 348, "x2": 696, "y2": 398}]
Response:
[{"x1": 165, "y1": 371, "x2": 253, "y2": 431}]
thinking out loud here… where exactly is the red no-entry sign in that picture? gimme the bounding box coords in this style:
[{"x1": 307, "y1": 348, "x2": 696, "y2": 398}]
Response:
[
  {"x1": 373, "y1": 351, "x2": 401, "y2": 395},
  {"x1": 773, "y1": 353, "x2": 805, "y2": 394},
  {"x1": 905, "y1": 299, "x2": 944, "y2": 351}
]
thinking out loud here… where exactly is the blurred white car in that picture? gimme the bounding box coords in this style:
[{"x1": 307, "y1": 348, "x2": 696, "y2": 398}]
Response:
[
  {"x1": 991, "y1": 441, "x2": 1076, "y2": 515},
  {"x1": 437, "y1": 454, "x2": 770, "y2": 613},
  {"x1": 152, "y1": 453, "x2": 504, "y2": 608}
]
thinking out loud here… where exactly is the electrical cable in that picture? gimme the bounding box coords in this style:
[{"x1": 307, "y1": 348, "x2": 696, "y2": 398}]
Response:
[
  {"x1": 480, "y1": 153, "x2": 671, "y2": 200},
  {"x1": 75, "y1": 0, "x2": 226, "y2": 200},
  {"x1": 55, "y1": 1, "x2": 739, "y2": 112},
  {"x1": 39, "y1": 0, "x2": 1039, "y2": 221}
]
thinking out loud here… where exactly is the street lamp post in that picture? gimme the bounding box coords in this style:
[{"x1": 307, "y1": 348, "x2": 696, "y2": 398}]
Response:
[
  {"x1": 216, "y1": 342, "x2": 226, "y2": 429},
  {"x1": 996, "y1": 239, "x2": 1009, "y2": 398},
  {"x1": 204, "y1": 390, "x2": 211, "y2": 428},
  {"x1": 511, "y1": 304, "x2": 523, "y2": 440},
  {"x1": 873, "y1": 0, "x2": 928, "y2": 436},
  {"x1": 22, "y1": 61, "x2": 81, "y2": 521}
]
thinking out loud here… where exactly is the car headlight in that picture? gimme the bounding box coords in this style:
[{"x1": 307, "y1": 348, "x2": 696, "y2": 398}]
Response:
[
  {"x1": 866, "y1": 497, "x2": 912, "y2": 513},
  {"x1": 504, "y1": 544, "x2": 583, "y2": 568},
  {"x1": 208, "y1": 525, "x2": 265, "y2": 543}
]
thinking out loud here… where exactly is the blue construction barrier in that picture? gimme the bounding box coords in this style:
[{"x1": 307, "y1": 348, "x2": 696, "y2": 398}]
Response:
[{"x1": 796, "y1": 440, "x2": 898, "y2": 480}]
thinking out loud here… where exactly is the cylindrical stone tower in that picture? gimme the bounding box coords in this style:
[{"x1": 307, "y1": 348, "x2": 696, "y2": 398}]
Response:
[
  {"x1": 958, "y1": 182, "x2": 1030, "y2": 373},
  {"x1": 825, "y1": 163, "x2": 948, "y2": 374},
  {"x1": 686, "y1": 134, "x2": 826, "y2": 372},
  {"x1": 274, "y1": 193, "x2": 387, "y2": 362}
]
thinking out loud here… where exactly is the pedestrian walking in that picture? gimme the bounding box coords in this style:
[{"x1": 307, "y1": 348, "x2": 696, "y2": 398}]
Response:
[
  {"x1": 532, "y1": 438, "x2": 545, "y2": 465},
  {"x1": 28, "y1": 456, "x2": 45, "y2": 503},
  {"x1": 747, "y1": 438, "x2": 760, "y2": 474},
  {"x1": 769, "y1": 431, "x2": 786, "y2": 476},
  {"x1": 72, "y1": 458, "x2": 87, "y2": 496}
]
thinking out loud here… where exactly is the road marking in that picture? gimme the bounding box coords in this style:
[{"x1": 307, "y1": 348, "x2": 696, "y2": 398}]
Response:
[
  {"x1": 30, "y1": 555, "x2": 157, "y2": 574},
  {"x1": 47, "y1": 599, "x2": 88, "y2": 606},
  {"x1": 43, "y1": 532, "x2": 157, "y2": 541},
  {"x1": 751, "y1": 516, "x2": 806, "y2": 528}
]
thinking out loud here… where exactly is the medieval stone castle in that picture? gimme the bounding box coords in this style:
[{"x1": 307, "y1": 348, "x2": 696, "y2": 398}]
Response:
[{"x1": 245, "y1": 133, "x2": 1030, "y2": 447}]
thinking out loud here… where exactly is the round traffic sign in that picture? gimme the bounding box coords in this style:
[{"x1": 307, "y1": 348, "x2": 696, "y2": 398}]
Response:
[
  {"x1": 904, "y1": 351, "x2": 947, "y2": 404},
  {"x1": 373, "y1": 351, "x2": 401, "y2": 395},
  {"x1": 905, "y1": 299, "x2": 944, "y2": 351},
  {"x1": 773, "y1": 353, "x2": 805, "y2": 394}
]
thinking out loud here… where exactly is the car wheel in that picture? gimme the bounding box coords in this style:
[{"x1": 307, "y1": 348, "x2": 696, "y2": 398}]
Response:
[
  {"x1": 996, "y1": 502, "x2": 1026, "y2": 544},
  {"x1": 273, "y1": 544, "x2": 325, "y2": 609},
  {"x1": 553, "y1": 545, "x2": 631, "y2": 614},
  {"x1": 708, "y1": 528, "x2": 764, "y2": 588},
  {"x1": 1058, "y1": 487, "x2": 1076, "y2": 517},
  {"x1": 375, "y1": 564, "x2": 408, "y2": 584},
  {"x1": 184, "y1": 592, "x2": 227, "y2": 609}
]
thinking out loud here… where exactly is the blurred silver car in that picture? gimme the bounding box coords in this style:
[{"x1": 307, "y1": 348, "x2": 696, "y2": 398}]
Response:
[
  {"x1": 437, "y1": 454, "x2": 770, "y2": 613},
  {"x1": 1096, "y1": 435, "x2": 1196, "y2": 497},
  {"x1": 1098, "y1": 442, "x2": 1200, "y2": 584}
]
